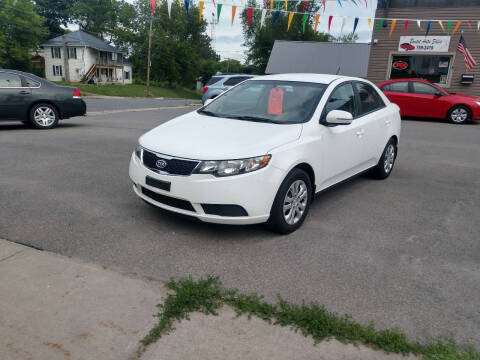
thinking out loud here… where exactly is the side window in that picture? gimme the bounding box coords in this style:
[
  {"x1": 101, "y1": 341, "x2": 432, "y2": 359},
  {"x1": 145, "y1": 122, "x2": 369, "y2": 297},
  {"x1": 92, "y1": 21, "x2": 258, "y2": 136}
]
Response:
[
  {"x1": 412, "y1": 82, "x2": 441, "y2": 95},
  {"x1": 206, "y1": 76, "x2": 223, "y2": 86},
  {"x1": 323, "y1": 83, "x2": 356, "y2": 118},
  {"x1": 385, "y1": 82, "x2": 409, "y2": 93},
  {"x1": 68, "y1": 48, "x2": 77, "y2": 59},
  {"x1": 0, "y1": 73, "x2": 22, "y2": 88},
  {"x1": 23, "y1": 77, "x2": 40, "y2": 87},
  {"x1": 223, "y1": 77, "x2": 251, "y2": 86},
  {"x1": 355, "y1": 82, "x2": 385, "y2": 116}
]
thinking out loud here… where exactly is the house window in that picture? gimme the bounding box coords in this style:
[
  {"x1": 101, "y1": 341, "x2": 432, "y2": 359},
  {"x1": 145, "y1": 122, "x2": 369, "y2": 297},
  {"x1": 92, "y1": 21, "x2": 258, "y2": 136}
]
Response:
[
  {"x1": 125, "y1": 71, "x2": 130, "y2": 80},
  {"x1": 68, "y1": 48, "x2": 77, "y2": 59},
  {"x1": 51, "y1": 47, "x2": 62, "y2": 59},
  {"x1": 111, "y1": 52, "x2": 117, "y2": 61},
  {"x1": 52, "y1": 65, "x2": 63, "y2": 76},
  {"x1": 390, "y1": 55, "x2": 453, "y2": 86}
]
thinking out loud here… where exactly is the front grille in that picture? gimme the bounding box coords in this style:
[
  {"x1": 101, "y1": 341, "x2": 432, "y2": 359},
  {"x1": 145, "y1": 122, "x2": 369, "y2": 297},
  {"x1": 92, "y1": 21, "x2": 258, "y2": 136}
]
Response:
[
  {"x1": 141, "y1": 187, "x2": 195, "y2": 212},
  {"x1": 142, "y1": 149, "x2": 199, "y2": 176}
]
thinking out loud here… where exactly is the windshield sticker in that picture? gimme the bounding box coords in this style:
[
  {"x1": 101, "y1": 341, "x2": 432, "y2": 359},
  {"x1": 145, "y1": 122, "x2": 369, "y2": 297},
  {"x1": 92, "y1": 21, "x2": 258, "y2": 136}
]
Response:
[{"x1": 268, "y1": 88, "x2": 284, "y2": 115}]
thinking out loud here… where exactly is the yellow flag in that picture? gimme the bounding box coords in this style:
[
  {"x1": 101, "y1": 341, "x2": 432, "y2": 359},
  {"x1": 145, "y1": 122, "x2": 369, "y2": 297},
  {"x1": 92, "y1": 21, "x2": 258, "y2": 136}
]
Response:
[
  {"x1": 199, "y1": 1, "x2": 204, "y2": 21},
  {"x1": 231, "y1": 5, "x2": 236, "y2": 24},
  {"x1": 287, "y1": 12, "x2": 294, "y2": 30},
  {"x1": 314, "y1": 14, "x2": 320, "y2": 32},
  {"x1": 451, "y1": 20, "x2": 462, "y2": 35},
  {"x1": 389, "y1": 19, "x2": 397, "y2": 37},
  {"x1": 367, "y1": 18, "x2": 372, "y2": 29},
  {"x1": 178, "y1": 0, "x2": 181, "y2": 6},
  {"x1": 438, "y1": 20, "x2": 445, "y2": 32},
  {"x1": 285, "y1": 0, "x2": 288, "y2": 11}
]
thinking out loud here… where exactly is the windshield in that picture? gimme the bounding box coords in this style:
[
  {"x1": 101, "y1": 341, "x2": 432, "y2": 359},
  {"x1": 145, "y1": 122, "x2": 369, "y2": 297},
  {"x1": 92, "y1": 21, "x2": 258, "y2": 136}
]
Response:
[{"x1": 199, "y1": 80, "x2": 327, "y2": 124}]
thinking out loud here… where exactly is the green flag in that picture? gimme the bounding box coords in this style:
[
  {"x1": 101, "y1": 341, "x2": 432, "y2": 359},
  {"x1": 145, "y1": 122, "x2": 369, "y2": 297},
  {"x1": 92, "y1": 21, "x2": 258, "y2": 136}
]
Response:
[
  {"x1": 376, "y1": 19, "x2": 384, "y2": 34},
  {"x1": 302, "y1": 13, "x2": 308, "y2": 33},
  {"x1": 217, "y1": 4, "x2": 222, "y2": 22}
]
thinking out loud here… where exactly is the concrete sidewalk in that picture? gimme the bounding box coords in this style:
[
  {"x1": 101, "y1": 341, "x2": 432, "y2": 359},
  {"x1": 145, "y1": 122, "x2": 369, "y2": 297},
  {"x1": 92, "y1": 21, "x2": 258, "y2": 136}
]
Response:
[{"x1": 0, "y1": 239, "x2": 415, "y2": 360}]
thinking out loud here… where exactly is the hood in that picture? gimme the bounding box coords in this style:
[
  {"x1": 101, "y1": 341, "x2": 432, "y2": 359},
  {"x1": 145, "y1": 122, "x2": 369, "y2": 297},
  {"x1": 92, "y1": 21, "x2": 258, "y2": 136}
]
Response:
[{"x1": 139, "y1": 110, "x2": 302, "y2": 160}]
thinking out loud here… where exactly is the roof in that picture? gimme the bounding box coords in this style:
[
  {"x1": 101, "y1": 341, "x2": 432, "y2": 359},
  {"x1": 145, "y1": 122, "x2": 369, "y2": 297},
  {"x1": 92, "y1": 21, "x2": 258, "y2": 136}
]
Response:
[
  {"x1": 41, "y1": 30, "x2": 120, "y2": 53},
  {"x1": 252, "y1": 73, "x2": 344, "y2": 84},
  {"x1": 265, "y1": 41, "x2": 371, "y2": 78}
]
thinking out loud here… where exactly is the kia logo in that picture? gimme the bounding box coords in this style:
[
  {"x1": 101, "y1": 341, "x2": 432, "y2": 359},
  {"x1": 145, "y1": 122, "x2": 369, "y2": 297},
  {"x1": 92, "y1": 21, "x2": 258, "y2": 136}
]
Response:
[{"x1": 156, "y1": 159, "x2": 167, "y2": 169}]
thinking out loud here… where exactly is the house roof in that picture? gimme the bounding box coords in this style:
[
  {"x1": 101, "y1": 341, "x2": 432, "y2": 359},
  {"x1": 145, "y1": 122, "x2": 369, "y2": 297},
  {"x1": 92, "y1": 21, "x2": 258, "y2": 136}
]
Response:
[
  {"x1": 265, "y1": 41, "x2": 371, "y2": 78},
  {"x1": 41, "y1": 30, "x2": 120, "y2": 53}
]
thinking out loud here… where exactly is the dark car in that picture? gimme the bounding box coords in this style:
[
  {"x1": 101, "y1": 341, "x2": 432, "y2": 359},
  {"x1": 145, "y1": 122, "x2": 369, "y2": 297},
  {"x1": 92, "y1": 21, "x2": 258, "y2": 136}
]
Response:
[{"x1": 0, "y1": 69, "x2": 86, "y2": 129}]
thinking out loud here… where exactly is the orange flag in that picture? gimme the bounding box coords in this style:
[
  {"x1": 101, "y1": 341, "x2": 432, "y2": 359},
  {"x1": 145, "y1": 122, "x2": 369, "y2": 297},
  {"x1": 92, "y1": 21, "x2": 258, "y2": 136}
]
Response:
[
  {"x1": 314, "y1": 14, "x2": 320, "y2": 32},
  {"x1": 389, "y1": 19, "x2": 397, "y2": 37},
  {"x1": 451, "y1": 21, "x2": 462, "y2": 35},
  {"x1": 231, "y1": 5, "x2": 236, "y2": 24}
]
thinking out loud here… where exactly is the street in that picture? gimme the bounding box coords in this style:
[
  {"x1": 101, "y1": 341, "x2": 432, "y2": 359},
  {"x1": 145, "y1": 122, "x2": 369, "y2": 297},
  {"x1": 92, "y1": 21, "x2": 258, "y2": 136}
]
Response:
[{"x1": 1, "y1": 98, "x2": 479, "y2": 347}]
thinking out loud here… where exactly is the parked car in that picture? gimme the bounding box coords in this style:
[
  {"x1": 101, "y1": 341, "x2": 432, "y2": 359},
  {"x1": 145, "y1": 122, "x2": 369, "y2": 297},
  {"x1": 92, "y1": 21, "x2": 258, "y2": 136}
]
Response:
[
  {"x1": 130, "y1": 74, "x2": 401, "y2": 234},
  {"x1": 202, "y1": 74, "x2": 255, "y2": 104},
  {"x1": 378, "y1": 78, "x2": 480, "y2": 124},
  {"x1": 0, "y1": 69, "x2": 86, "y2": 129}
]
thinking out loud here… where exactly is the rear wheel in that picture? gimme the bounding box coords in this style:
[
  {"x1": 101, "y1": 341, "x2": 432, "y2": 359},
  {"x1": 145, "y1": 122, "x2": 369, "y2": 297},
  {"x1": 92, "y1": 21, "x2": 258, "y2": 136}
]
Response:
[
  {"x1": 448, "y1": 105, "x2": 471, "y2": 124},
  {"x1": 267, "y1": 168, "x2": 312, "y2": 234},
  {"x1": 370, "y1": 139, "x2": 397, "y2": 180},
  {"x1": 29, "y1": 103, "x2": 59, "y2": 129}
]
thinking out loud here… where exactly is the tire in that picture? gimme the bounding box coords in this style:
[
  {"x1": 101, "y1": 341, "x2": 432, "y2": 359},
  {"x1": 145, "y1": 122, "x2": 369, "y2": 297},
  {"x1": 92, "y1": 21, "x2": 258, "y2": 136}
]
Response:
[
  {"x1": 266, "y1": 168, "x2": 312, "y2": 234},
  {"x1": 447, "y1": 105, "x2": 471, "y2": 124},
  {"x1": 370, "y1": 139, "x2": 397, "y2": 180},
  {"x1": 29, "y1": 103, "x2": 59, "y2": 129}
]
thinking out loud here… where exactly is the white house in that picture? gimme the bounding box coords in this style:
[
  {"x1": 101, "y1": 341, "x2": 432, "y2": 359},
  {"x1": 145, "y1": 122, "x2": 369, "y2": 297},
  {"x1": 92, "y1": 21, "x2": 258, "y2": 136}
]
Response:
[{"x1": 40, "y1": 30, "x2": 132, "y2": 84}]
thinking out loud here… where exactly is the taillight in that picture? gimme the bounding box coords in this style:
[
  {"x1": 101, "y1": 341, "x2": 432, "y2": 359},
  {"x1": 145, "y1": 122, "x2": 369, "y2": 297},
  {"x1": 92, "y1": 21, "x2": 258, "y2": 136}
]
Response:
[
  {"x1": 203, "y1": 86, "x2": 208, "y2": 94},
  {"x1": 73, "y1": 88, "x2": 81, "y2": 98}
]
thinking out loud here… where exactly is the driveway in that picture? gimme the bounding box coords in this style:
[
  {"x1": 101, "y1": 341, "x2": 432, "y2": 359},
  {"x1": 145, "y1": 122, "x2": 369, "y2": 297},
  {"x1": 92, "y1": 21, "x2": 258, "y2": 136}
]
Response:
[{"x1": 0, "y1": 103, "x2": 479, "y2": 347}]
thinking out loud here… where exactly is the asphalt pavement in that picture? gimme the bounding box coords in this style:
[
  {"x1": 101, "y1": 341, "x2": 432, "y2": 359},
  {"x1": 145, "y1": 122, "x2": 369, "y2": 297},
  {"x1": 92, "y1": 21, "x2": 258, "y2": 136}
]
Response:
[{"x1": 0, "y1": 100, "x2": 479, "y2": 347}]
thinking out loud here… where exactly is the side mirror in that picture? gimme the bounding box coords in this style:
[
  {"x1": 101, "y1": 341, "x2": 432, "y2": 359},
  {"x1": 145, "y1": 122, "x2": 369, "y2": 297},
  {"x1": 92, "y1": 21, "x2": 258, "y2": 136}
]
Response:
[
  {"x1": 325, "y1": 110, "x2": 353, "y2": 125},
  {"x1": 204, "y1": 98, "x2": 214, "y2": 106}
]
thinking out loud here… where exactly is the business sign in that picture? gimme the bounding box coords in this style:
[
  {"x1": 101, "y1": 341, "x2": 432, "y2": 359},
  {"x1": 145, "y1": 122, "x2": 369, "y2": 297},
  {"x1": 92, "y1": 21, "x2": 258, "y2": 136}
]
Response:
[
  {"x1": 392, "y1": 61, "x2": 408, "y2": 70},
  {"x1": 398, "y1": 36, "x2": 451, "y2": 52}
]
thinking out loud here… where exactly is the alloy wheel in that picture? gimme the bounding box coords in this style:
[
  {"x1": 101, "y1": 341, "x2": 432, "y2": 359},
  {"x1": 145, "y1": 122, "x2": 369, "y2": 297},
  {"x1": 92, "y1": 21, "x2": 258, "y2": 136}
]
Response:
[
  {"x1": 33, "y1": 107, "x2": 56, "y2": 127},
  {"x1": 283, "y1": 180, "x2": 308, "y2": 225},
  {"x1": 384, "y1": 144, "x2": 396, "y2": 174},
  {"x1": 450, "y1": 108, "x2": 468, "y2": 123}
]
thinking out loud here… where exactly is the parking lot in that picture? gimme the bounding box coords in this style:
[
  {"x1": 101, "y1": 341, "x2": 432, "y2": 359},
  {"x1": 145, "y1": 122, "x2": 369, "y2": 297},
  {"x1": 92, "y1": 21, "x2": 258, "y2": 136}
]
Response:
[{"x1": 1, "y1": 98, "x2": 479, "y2": 347}]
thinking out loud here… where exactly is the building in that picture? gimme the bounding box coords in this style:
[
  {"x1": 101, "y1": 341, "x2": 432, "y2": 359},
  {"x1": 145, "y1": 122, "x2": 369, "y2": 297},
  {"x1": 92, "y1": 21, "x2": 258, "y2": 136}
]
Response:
[
  {"x1": 39, "y1": 30, "x2": 133, "y2": 84},
  {"x1": 367, "y1": 0, "x2": 480, "y2": 96},
  {"x1": 265, "y1": 41, "x2": 371, "y2": 77}
]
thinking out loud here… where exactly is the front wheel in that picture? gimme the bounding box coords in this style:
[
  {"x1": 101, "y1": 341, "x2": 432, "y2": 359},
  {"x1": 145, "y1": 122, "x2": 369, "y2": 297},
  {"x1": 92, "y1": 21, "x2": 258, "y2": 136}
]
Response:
[
  {"x1": 370, "y1": 139, "x2": 397, "y2": 180},
  {"x1": 266, "y1": 168, "x2": 312, "y2": 234},
  {"x1": 448, "y1": 105, "x2": 471, "y2": 124},
  {"x1": 29, "y1": 103, "x2": 59, "y2": 129}
]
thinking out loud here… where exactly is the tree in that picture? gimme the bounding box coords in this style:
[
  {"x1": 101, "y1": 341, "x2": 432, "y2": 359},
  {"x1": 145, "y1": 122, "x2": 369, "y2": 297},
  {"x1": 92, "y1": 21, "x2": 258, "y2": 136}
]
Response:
[
  {"x1": 68, "y1": 0, "x2": 119, "y2": 39},
  {"x1": 0, "y1": 0, "x2": 48, "y2": 70},
  {"x1": 130, "y1": 1, "x2": 218, "y2": 88},
  {"x1": 34, "y1": 0, "x2": 74, "y2": 39},
  {"x1": 331, "y1": 33, "x2": 359, "y2": 43},
  {"x1": 241, "y1": 0, "x2": 330, "y2": 74}
]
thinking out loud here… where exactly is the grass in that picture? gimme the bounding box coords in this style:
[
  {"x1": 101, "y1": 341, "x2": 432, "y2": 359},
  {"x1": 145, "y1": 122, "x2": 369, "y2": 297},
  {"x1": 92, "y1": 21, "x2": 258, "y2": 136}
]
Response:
[
  {"x1": 138, "y1": 276, "x2": 480, "y2": 360},
  {"x1": 54, "y1": 82, "x2": 201, "y2": 99}
]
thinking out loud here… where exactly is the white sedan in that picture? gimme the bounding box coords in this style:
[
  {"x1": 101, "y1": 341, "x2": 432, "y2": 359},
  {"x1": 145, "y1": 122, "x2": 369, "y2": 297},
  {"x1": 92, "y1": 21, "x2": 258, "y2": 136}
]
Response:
[{"x1": 129, "y1": 74, "x2": 401, "y2": 233}]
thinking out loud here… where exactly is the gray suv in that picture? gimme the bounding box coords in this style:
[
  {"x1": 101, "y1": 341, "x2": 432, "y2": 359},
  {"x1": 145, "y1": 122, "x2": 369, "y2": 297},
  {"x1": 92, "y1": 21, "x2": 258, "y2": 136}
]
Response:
[{"x1": 202, "y1": 74, "x2": 255, "y2": 104}]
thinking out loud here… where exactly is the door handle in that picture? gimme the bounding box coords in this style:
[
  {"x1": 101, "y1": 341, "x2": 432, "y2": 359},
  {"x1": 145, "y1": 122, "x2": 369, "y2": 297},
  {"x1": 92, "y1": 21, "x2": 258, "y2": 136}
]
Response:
[
  {"x1": 385, "y1": 120, "x2": 392, "y2": 126},
  {"x1": 356, "y1": 129, "x2": 365, "y2": 137},
  {"x1": 19, "y1": 90, "x2": 30, "y2": 95}
]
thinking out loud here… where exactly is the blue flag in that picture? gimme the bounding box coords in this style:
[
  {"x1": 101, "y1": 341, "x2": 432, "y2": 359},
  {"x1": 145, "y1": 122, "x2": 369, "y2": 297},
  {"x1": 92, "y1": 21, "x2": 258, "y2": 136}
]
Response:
[
  {"x1": 272, "y1": 10, "x2": 280, "y2": 25},
  {"x1": 425, "y1": 20, "x2": 431, "y2": 36},
  {"x1": 353, "y1": 17, "x2": 359, "y2": 34},
  {"x1": 185, "y1": 0, "x2": 189, "y2": 17}
]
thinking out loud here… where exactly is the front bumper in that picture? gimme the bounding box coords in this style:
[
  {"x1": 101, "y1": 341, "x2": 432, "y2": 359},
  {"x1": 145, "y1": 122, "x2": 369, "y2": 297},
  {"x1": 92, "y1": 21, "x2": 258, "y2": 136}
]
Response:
[{"x1": 129, "y1": 153, "x2": 284, "y2": 225}]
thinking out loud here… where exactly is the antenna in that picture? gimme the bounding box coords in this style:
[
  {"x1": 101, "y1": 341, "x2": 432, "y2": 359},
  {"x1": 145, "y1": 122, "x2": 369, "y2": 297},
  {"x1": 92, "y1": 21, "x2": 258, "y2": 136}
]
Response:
[{"x1": 336, "y1": 66, "x2": 341, "y2": 75}]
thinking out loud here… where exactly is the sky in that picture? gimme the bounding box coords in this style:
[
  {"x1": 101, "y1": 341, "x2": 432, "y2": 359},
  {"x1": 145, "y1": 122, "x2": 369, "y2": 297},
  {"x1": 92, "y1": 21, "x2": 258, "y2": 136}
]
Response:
[{"x1": 69, "y1": 0, "x2": 377, "y2": 62}]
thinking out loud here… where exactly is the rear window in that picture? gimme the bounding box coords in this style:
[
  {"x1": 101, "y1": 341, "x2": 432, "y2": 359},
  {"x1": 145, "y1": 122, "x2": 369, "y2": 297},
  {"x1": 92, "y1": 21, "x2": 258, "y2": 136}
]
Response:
[
  {"x1": 206, "y1": 76, "x2": 223, "y2": 86},
  {"x1": 223, "y1": 76, "x2": 252, "y2": 86},
  {"x1": 23, "y1": 77, "x2": 40, "y2": 87}
]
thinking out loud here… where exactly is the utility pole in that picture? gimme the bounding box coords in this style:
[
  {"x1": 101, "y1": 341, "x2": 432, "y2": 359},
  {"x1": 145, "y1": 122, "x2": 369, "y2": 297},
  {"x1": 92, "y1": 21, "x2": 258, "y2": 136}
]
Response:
[{"x1": 146, "y1": 16, "x2": 153, "y2": 97}]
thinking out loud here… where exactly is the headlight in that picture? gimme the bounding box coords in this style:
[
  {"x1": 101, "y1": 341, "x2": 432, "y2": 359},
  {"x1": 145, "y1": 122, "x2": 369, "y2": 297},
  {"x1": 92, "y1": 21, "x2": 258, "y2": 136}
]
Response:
[
  {"x1": 195, "y1": 155, "x2": 271, "y2": 177},
  {"x1": 135, "y1": 145, "x2": 143, "y2": 160},
  {"x1": 476, "y1": 101, "x2": 480, "y2": 107}
]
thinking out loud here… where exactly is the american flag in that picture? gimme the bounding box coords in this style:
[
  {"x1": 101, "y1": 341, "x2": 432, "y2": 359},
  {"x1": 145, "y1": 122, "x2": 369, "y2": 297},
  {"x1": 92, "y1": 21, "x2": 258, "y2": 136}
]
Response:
[{"x1": 457, "y1": 35, "x2": 477, "y2": 72}]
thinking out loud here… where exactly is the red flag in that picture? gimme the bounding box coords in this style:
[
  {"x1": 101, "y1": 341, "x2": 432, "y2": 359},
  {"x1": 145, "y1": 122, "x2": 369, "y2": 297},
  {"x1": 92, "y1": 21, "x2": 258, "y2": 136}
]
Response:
[
  {"x1": 150, "y1": 0, "x2": 155, "y2": 15},
  {"x1": 404, "y1": 20, "x2": 409, "y2": 35},
  {"x1": 247, "y1": 7, "x2": 253, "y2": 27},
  {"x1": 328, "y1": 15, "x2": 333, "y2": 32},
  {"x1": 263, "y1": 0, "x2": 267, "y2": 6},
  {"x1": 467, "y1": 20, "x2": 472, "y2": 29},
  {"x1": 323, "y1": 0, "x2": 326, "y2": 13},
  {"x1": 302, "y1": 0, "x2": 307, "y2": 12}
]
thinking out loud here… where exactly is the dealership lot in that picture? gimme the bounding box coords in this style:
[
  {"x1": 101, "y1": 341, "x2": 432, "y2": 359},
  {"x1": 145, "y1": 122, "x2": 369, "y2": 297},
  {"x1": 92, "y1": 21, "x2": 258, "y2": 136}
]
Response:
[{"x1": 0, "y1": 99, "x2": 479, "y2": 347}]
